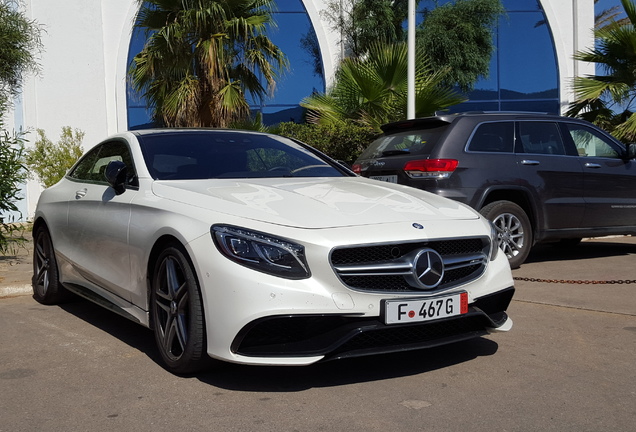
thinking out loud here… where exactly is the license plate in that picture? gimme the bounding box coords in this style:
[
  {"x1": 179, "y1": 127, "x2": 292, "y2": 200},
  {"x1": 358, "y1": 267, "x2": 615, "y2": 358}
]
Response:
[
  {"x1": 370, "y1": 175, "x2": 398, "y2": 183},
  {"x1": 384, "y1": 292, "x2": 468, "y2": 325}
]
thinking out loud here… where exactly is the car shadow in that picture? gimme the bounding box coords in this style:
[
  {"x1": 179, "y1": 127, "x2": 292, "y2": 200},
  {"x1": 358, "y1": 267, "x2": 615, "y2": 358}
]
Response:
[
  {"x1": 525, "y1": 238, "x2": 636, "y2": 264},
  {"x1": 59, "y1": 298, "x2": 162, "y2": 365},
  {"x1": 59, "y1": 297, "x2": 499, "y2": 391},
  {"x1": 196, "y1": 337, "x2": 499, "y2": 391}
]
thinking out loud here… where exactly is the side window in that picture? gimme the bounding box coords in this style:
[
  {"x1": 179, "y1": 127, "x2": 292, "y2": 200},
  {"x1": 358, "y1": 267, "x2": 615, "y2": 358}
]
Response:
[
  {"x1": 68, "y1": 141, "x2": 137, "y2": 186},
  {"x1": 518, "y1": 122, "x2": 566, "y2": 155},
  {"x1": 468, "y1": 122, "x2": 514, "y2": 152},
  {"x1": 565, "y1": 124, "x2": 621, "y2": 158},
  {"x1": 68, "y1": 146, "x2": 102, "y2": 181}
]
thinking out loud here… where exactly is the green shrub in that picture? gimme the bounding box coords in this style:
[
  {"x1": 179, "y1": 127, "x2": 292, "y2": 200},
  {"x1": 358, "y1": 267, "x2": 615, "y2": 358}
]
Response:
[
  {"x1": 0, "y1": 121, "x2": 28, "y2": 253},
  {"x1": 275, "y1": 121, "x2": 379, "y2": 164},
  {"x1": 25, "y1": 127, "x2": 84, "y2": 188}
]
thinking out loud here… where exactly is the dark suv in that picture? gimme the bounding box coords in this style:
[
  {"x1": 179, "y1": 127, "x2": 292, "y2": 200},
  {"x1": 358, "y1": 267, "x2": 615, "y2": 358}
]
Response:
[{"x1": 353, "y1": 112, "x2": 636, "y2": 268}]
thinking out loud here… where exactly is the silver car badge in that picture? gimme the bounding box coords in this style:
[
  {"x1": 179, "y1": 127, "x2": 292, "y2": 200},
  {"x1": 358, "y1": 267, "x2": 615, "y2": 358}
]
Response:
[{"x1": 412, "y1": 249, "x2": 444, "y2": 289}]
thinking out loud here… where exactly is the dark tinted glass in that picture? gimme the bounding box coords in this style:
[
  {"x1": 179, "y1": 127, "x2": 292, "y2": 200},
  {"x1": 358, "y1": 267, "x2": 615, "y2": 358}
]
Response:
[
  {"x1": 69, "y1": 146, "x2": 102, "y2": 181},
  {"x1": 468, "y1": 122, "x2": 514, "y2": 153},
  {"x1": 69, "y1": 141, "x2": 137, "y2": 184},
  {"x1": 137, "y1": 132, "x2": 345, "y2": 180},
  {"x1": 358, "y1": 126, "x2": 449, "y2": 160},
  {"x1": 518, "y1": 122, "x2": 566, "y2": 155}
]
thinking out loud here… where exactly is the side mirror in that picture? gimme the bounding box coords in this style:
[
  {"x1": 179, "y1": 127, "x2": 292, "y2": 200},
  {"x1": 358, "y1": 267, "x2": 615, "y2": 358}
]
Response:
[
  {"x1": 628, "y1": 143, "x2": 636, "y2": 160},
  {"x1": 105, "y1": 160, "x2": 128, "y2": 195}
]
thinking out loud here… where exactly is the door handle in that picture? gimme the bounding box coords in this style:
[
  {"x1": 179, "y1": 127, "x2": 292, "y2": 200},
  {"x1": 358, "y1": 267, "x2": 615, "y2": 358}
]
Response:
[
  {"x1": 75, "y1": 188, "x2": 87, "y2": 199},
  {"x1": 521, "y1": 160, "x2": 540, "y2": 166},
  {"x1": 584, "y1": 163, "x2": 602, "y2": 169}
]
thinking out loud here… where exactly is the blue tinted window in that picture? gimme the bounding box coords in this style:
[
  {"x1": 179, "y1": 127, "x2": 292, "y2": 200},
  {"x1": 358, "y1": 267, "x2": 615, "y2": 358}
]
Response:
[
  {"x1": 501, "y1": 0, "x2": 540, "y2": 11},
  {"x1": 451, "y1": 2, "x2": 559, "y2": 113},
  {"x1": 127, "y1": 26, "x2": 154, "y2": 129},
  {"x1": 275, "y1": 0, "x2": 306, "y2": 12},
  {"x1": 126, "y1": 1, "x2": 325, "y2": 128},
  {"x1": 499, "y1": 12, "x2": 558, "y2": 99},
  {"x1": 417, "y1": 0, "x2": 559, "y2": 114},
  {"x1": 249, "y1": 9, "x2": 325, "y2": 124}
]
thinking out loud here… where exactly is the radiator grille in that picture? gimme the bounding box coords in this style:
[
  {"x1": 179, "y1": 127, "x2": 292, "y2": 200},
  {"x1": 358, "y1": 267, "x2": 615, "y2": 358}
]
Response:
[{"x1": 331, "y1": 237, "x2": 489, "y2": 293}]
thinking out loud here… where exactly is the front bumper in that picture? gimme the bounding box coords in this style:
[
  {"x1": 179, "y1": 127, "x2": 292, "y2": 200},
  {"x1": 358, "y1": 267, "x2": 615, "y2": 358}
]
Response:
[
  {"x1": 231, "y1": 286, "x2": 514, "y2": 362},
  {"x1": 188, "y1": 220, "x2": 515, "y2": 366}
]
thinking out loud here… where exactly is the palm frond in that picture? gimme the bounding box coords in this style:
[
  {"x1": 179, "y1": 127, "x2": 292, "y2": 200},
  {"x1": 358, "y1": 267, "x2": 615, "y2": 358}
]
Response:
[{"x1": 129, "y1": 0, "x2": 286, "y2": 127}]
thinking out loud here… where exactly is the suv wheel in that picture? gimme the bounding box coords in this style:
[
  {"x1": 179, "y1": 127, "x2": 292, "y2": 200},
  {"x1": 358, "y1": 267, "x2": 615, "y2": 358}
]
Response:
[{"x1": 480, "y1": 201, "x2": 533, "y2": 269}]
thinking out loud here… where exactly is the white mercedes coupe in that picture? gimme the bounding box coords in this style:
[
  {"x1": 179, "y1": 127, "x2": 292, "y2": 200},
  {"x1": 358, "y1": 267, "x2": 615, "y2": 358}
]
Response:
[{"x1": 32, "y1": 129, "x2": 514, "y2": 374}]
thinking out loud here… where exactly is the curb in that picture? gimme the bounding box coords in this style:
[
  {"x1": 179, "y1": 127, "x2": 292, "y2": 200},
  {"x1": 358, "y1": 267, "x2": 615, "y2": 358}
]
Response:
[{"x1": 0, "y1": 284, "x2": 32, "y2": 298}]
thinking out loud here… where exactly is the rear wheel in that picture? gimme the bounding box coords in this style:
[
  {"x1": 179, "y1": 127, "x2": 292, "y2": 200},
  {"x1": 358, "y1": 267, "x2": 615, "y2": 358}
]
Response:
[
  {"x1": 150, "y1": 244, "x2": 213, "y2": 374},
  {"x1": 32, "y1": 225, "x2": 72, "y2": 304},
  {"x1": 480, "y1": 201, "x2": 533, "y2": 269}
]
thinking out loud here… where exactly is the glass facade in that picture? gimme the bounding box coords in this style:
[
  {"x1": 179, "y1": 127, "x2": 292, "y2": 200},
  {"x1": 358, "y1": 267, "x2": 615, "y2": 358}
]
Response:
[
  {"x1": 449, "y1": 0, "x2": 560, "y2": 113},
  {"x1": 126, "y1": 0, "x2": 325, "y2": 128},
  {"x1": 247, "y1": 0, "x2": 326, "y2": 124},
  {"x1": 126, "y1": 0, "x2": 560, "y2": 129}
]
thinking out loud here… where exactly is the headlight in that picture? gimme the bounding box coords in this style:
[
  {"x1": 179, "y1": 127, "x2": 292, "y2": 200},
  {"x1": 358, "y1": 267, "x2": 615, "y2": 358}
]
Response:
[
  {"x1": 489, "y1": 221, "x2": 501, "y2": 261},
  {"x1": 212, "y1": 225, "x2": 310, "y2": 279}
]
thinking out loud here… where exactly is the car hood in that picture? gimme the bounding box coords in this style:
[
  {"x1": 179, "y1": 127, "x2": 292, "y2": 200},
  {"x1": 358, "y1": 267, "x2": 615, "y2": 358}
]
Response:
[{"x1": 151, "y1": 177, "x2": 478, "y2": 229}]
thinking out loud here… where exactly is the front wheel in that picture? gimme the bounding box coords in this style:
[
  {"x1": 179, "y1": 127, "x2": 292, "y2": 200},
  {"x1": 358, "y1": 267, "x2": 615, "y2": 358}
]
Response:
[
  {"x1": 480, "y1": 201, "x2": 533, "y2": 269},
  {"x1": 32, "y1": 225, "x2": 72, "y2": 304},
  {"x1": 150, "y1": 244, "x2": 213, "y2": 374}
]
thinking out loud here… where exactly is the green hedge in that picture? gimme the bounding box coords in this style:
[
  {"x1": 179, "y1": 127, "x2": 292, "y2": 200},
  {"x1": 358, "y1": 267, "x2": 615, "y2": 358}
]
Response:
[{"x1": 275, "y1": 121, "x2": 379, "y2": 165}]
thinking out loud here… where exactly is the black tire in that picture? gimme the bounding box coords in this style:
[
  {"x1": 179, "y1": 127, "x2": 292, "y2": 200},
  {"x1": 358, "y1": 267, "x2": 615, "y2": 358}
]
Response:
[
  {"x1": 32, "y1": 225, "x2": 72, "y2": 304},
  {"x1": 480, "y1": 201, "x2": 533, "y2": 269},
  {"x1": 150, "y1": 244, "x2": 212, "y2": 374}
]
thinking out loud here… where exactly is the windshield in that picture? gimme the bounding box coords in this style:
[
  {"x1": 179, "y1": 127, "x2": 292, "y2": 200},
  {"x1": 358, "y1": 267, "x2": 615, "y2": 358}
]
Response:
[
  {"x1": 137, "y1": 131, "x2": 347, "y2": 180},
  {"x1": 358, "y1": 125, "x2": 449, "y2": 160}
]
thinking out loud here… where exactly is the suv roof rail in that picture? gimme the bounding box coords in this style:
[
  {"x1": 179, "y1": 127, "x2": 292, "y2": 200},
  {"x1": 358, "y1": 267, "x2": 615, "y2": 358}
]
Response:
[
  {"x1": 459, "y1": 110, "x2": 551, "y2": 115},
  {"x1": 381, "y1": 117, "x2": 453, "y2": 133}
]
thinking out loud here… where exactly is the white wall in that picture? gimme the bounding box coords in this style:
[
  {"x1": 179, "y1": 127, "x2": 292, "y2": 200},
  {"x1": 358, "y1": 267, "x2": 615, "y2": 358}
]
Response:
[
  {"x1": 14, "y1": 0, "x2": 137, "y2": 216},
  {"x1": 302, "y1": 0, "x2": 341, "y2": 89},
  {"x1": 540, "y1": 0, "x2": 595, "y2": 114}
]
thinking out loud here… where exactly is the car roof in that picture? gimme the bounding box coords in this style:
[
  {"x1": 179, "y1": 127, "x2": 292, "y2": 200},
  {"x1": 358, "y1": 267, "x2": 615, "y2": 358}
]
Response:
[
  {"x1": 380, "y1": 111, "x2": 579, "y2": 134},
  {"x1": 129, "y1": 128, "x2": 271, "y2": 137}
]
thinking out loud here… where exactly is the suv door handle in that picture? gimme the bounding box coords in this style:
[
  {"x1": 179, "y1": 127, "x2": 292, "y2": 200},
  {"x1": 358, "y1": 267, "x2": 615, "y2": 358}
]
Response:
[
  {"x1": 521, "y1": 160, "x2": 540, "y2": 166},
  {"x1": 584, "y1": 163, "x2": 602, "y2": 169}
]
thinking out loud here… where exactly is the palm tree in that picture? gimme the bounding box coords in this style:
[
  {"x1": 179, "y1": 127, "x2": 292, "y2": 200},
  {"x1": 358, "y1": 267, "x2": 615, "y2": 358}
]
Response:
[
  {"x1": 568, "y1": 0, "x2": 636, "y2": 143},
  {"x1": 300, "y1": 42, "x2": 465, "y2": 131},
  {"x1": 595, "y1": 0, "x2": 629, "y2": 29},
  {"x1": 129, "y1": 0, "x2": 288, "y2": 128}
]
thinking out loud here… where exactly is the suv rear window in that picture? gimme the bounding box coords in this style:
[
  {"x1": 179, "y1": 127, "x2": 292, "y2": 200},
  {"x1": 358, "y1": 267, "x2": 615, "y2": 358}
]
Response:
[{"x1": 358, "y1": 125, "x2": 449, "y2": 159}]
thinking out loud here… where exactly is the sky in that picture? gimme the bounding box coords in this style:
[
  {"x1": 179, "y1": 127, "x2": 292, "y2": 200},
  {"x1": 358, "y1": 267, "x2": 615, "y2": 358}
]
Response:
[{"x1": 595, "y1": 0, "x2": 627, "y2": 21}]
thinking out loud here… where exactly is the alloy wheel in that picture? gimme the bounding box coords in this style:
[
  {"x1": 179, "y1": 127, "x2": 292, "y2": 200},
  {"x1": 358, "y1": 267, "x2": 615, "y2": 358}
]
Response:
[{"x1": 154, "y1": 255, "x2": 190, "y2": 361}]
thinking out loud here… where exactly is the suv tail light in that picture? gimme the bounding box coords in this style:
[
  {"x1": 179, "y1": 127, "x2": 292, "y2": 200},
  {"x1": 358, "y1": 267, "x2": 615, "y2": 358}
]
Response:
[
  {"x1": 352, "y1": 164, "x2": 362, "y2": 174},
  {"x1": 403, "y1": 159, "x2": 458, "y2": 179}
]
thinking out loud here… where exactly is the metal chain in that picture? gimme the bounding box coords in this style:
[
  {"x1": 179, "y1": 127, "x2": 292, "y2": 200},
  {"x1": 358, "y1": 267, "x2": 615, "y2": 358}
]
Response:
[{"x1": 514, "y1": 277, "x2": 636, "y2": 285}]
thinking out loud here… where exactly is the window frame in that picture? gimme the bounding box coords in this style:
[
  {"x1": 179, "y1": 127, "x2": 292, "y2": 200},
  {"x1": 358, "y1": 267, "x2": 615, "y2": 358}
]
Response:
[
  {"x1": 67, "y1": 139, "x2": 139, "y2": 188},
  {"x1": 560, "y1": 122, "x2": 626, "y2": 160}
]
